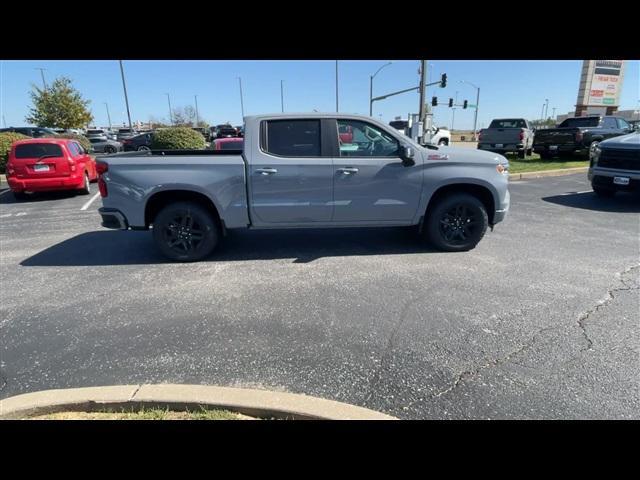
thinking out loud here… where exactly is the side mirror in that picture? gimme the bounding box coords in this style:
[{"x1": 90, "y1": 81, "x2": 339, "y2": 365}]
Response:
[{"x1": 400, "y1": 145, "x2": 415, "y2": 166}]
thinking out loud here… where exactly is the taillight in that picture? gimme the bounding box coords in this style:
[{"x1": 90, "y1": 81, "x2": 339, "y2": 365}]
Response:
[
  {"x1": 519, "y1": 130, "x2": 525, "y2": 141},
  {"x1": 478, "y1": 131, "x2": 483, "y2": 141},
  {"x1": 96, "y1": 161, "x2": 108, "y2": 197},
  {"x1": 575, "y1": 131, "x2": 583, "y2": 142},
  {"x1": 68, "y1": 157, "x2": 76, "y2": 172},
  {"x1": 6, "y1": 162, "x2": 15, "y2": 176}
]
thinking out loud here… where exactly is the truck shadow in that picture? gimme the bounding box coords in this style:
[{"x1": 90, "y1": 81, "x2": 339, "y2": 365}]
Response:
[
  {"x1": 542, "y1": 190, "x2": 640, "y2": 213},
  {"x1": 20, "y1": 227, "x2": 439, "y2": 267},
  {"x1": 0, "y1": 190, "x2": 79, "y2": 204}
]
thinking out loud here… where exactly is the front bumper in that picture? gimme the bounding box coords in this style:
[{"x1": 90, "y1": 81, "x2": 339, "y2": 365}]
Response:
[
  {"x1": 7, "y1": 175, "x2": 84, "y2": 192},
  {"x1": 588, "y1": 167, "x2": 640, "y2": 191},
  {"x1": 99, "y1": 207, "x2": 129, "y2": 229},
  {"x1": 493, "y1": 189, "x2": 510, "y2": 225}
]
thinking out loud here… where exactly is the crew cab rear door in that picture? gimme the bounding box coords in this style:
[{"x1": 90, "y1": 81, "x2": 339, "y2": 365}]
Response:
[{"x1": 248, "y1": 118, "x2": 334, "y2": 224}]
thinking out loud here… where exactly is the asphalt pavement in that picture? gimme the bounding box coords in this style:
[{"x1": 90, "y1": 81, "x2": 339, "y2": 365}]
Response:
[{"x1": 0, "y1": 174, "x2": 638, "y2": 419}]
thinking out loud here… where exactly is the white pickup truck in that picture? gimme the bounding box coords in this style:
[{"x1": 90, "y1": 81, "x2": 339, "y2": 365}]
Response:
[{"x1": 97, "y1": 113, "x2": 510, "y2": 261}]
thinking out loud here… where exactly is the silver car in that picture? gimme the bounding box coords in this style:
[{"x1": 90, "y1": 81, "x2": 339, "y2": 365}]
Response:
[{"x1": 89, "y1": 137, "x2": 122, "y2": 154}]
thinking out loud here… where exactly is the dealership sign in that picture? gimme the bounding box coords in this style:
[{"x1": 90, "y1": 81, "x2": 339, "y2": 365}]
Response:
[{"x1": 587, "y1": 60, "x2": 624, "y2": 106}]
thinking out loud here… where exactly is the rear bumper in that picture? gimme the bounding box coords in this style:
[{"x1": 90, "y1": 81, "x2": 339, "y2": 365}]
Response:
[
  {"x1": 7, "y1": 175, "x2": 84, "y2": 192},
  {"x1": 98, "y1": 207, "x2": 129, "y2": 230},
  {"x1": 478, "y1": 144, "x2": 525, "y2": 153},
  {"x1": 533, "y1": 144, "x2": 585, "y2": 155}
]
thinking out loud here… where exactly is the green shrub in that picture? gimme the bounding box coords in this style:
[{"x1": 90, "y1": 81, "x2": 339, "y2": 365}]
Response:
[
  {"x1": 0, "y1": 132, "x2": 30, "y2": 173},
  {"x1": 150, "y1": 127, "x2": 206, "y2": 150},
  {"x1": 51, "y1": 133, "x2": 93, "y2": 154}
]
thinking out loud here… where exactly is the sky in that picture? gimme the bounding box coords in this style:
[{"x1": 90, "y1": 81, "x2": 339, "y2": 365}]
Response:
[{"x1": 1, "y1": 60, "x2": 638, "y2": 130}]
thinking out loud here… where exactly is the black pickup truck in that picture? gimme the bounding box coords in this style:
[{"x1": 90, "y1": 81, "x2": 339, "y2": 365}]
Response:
[{"x1": 532, "y1": 116, "x2": 634, "y2": 159}]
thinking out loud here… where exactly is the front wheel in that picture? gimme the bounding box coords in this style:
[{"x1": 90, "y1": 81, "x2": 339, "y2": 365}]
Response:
[
  {"x1": 425, "y1": 193, "x2": 488, "y2": 252},
  {"x1": 152, "y1": 201, "x2": 219, "y2": 262}
]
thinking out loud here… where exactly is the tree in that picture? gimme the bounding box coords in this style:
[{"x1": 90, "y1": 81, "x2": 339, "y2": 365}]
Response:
[{"x1": 26, "y1": 76, "x2": 93, "y2": 129}]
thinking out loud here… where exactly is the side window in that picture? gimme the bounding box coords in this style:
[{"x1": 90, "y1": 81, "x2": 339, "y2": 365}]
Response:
[
  {"x1": 67, "y1": 142, "x2": 79, "y2": 156},
  {"x1": 602, "y1": 117, "x2": 617, "y2": 129},
  {"x1": 337, "y1": 119, "x2": 399, "y2": 157},
  {"x1": 263, "y1": 119, "x2": 321, "y2": 157},
  {"x1": 75, "y1": 142, "x2": 85, "y2": 155},
  {"x1": 616, "y1": 118, "x2": 630, "y2": 130}
]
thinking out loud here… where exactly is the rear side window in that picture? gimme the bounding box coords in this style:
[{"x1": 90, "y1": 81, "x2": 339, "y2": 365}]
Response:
[
  {"x1": 558, "y1": 117, "x2": 600, "y2": 128},
  {"x1": 14, "y1": 143, "x2": 63, "y2": 159},
  {"x1": 488, "y1": 119, "x2": 527, "y2": 129},
  {"x1": 263, "y1": 120, "x2": 321, "y2": 157},
  {"x1": 602, "y1": 117, "x2": 617, "y2": 128},
  {"x1": 68, "y1": 142, "x2": 80, "y2": 156}
]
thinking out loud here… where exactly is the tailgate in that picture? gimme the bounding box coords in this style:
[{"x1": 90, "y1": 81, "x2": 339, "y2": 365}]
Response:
[
  {"x1": 11, "y1": 143, "x2": 71, "y2": 178},
  {"x1": 481, "y1": 129, "x2": 522, "y2": 143},
  {"x1": 533, "y1": 129, "x2": 577, "y2": 145}
]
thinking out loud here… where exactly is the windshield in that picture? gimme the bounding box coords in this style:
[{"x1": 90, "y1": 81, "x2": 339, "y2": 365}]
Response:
[
  {"x1": 489, "y1": 119, "x2": 527, "y2": 129},
  {"x1": 558, "y1": 117, "x2": 600, "y2": 128},
  {"x1": 15, "y1": 143, "x2": 63, "y2": 158}
]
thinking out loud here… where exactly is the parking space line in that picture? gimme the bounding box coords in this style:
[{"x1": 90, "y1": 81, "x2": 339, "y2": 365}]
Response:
[{"x1": 80, "y1": 192, "x2": 101, "y2": 211}]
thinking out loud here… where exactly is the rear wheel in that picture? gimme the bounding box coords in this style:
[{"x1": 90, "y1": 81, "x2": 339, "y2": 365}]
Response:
[
  {"x1": 438, "y1": 139, "x2": 448, "y2": 146},
  {"x1": 12, "y1": 191, "x2": 29, "y2": 201},
  {"x1": 425, "y1": 193, "x2": 488, "y2": 252},
  {"x1": 138, "y1": 145, "x2": 151, "y2": 152},
  {"x1": 152, "y1": 201, "x2": 219, "y2": 262},
  {"x1": 527, "y1": 147, "x2": 533, "y2": 156},
  {"x1": 518, "y1": 149, "x2": 526, "y2": 159},
  {"x1": 540, "y1": 152, "x2": 554, "y2": 160},
  {"x1": 592, "y1": 184, "x2": 616, "y2": 197},
  {"x1": 77, "y1": 172, "x2": 90, "y2": 195},
  {"x1": 104, "y1": 145, "x2": 116, "y2": 154}
]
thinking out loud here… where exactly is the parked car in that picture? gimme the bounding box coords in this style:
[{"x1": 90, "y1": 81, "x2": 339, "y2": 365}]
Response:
[
  {"x1": 235, "y1": 126, "x2": 244, "y2": 137},
  {"x1": 478, "y1": 118, "x2": 534, "y2": 158},
  {"x1": 533, "y1": 116, "x2": 633, "y2": 159},
  {"x1": 5, "y1": 137, "x2": 98, "y2": 199},
  {"x1": 89, "y1": 137, "x2": 122, "y2": 154},
  {"x1": 121, "y1": 132, "x2": 153, "y2": 151},
  {"x1": 96, "y1": 113, "x2": 510, "y2": 261},
  {"x1": 0, "y1": 127, "x2": 59, "y2": 138},
  {"x1": 85, "y1": 129, "x2": 110, "y2": 141},
  {"x1": 211, "y1": 137, "x2": 243, "y2": 150},
  {"x1": 191, "y1": 127, "x2": 210, "y2": 141},
  {"x1": 428, "y1": 126, "x2": 451, "y2": 146},
  {"x1": 116, "y1": 128, "x2": 137, "y2": 141},
  {"x1": 588, "y1": 132, "x2": 640, "y2": 197},
  {"x1": 628, "y1": 119, "x2": 640, "y2": 131},
  {"x1": 213, "y1": 124, "x2": 237, "y2": 138}
]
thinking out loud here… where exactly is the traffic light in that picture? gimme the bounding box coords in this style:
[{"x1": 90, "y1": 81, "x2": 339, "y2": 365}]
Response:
[
  {"x1": 431, "y1": 96, "x2": 438, "y2": 106},
  {"x1": 440, "y1": 73, "x2": 447, "y2": 88},
  {"x1": 463, "y1": 100, "x2": 468, "y2": 109},
  {"x1": 448, "y1": 98, "x2": 453, "y2": 108}
]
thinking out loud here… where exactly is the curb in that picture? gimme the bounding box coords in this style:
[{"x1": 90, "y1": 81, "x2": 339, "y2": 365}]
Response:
[
  {"x1": 509, "y1": 167, "x2": 588, "y2": 181},
  {"x1": 0, "y1": 384, "x2": 397, "y2": 420}
]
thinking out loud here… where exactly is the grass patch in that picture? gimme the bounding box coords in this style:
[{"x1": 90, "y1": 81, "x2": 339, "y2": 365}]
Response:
[
  {"x1": 28, "y1": 406, "x2": 254, "y2": 420},
  {"x1": 504, "y1": 152, "x2": 589, "y2": 174}
]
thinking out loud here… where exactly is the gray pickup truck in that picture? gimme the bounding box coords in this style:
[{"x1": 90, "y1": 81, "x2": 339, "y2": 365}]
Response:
[
  {"x1": 478, "y1": 118, "x2": 534, "y2": 158},
  {"x1": 97, "y1": 113, "x2": 510, "y2": 261}
]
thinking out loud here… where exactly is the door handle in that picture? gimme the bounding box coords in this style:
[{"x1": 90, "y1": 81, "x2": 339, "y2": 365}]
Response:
[
  {"x1": 256, "y1": 168, "x2": 278, "y2": 175},
  {"x1": 338, "y1": 167, "x2": 359, "y2": 174}
]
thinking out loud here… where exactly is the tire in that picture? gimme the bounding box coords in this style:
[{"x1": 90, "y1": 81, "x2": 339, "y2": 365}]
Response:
[
  {"x1": 425, "y1": 193, "x2": 488, "y2": 252},
  {"x1": 104, "y1": 146, "x2": 116, "y2": 154},
  {"x1": 592, "y1": 184, "x2": 616, "y2": 198},
  {"x1": 137, "y1": 145, "x2": 151, "y2": 152},
  {"x1": 77, "y1": 172, "x2": 90, "y2": 195},
  {"x1": 517, "y1": 149, "x2": 526, "y2": 159},
  {"x1": 540, "y1": 152, "x2": 553, "y2": 160},
  {"x1": 527, "y1": 147, "x2": 533, "y2": 156},
  {"x1": 152, "y1": 201, "x2": 219, "y2": 262},
  {"x1": 438, "y1": 139, "x2": 448, "y2": 146}
]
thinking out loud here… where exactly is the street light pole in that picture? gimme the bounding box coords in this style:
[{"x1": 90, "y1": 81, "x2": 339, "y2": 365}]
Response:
[
  {"x1": 194, "y1": 95, "x2": 200, "y2": 127},
  {"x1": 335, "y1": 60, "x2": 339, "y2": 112},
  {"x1": 460, "y1": 80, "x2": 480, "y2": 139},
  {"x1": 118, "y1": 61, "x2": 133, "y2": 133},
  {"x1": 35, "y1": 68, "x2": 47, "y2": 90},
  {"x1": 165, "y1": 93, "x2": 173, "y2": 125},
  {"x1": 281, "y1": 80, "x2": 284, "y2": 113},
  {"x1": 451, "y1": 91, "x2": 459, "y2": 131},
  {"x1": 238, "y1": 77, "x2": 245, "y2": 118},
  {"x1": 544, "y1": 99, "x2": 549, "y2": 120},
  {"x1": 369, "y1": 61, "x2": 392, "y2": 116},
  {"x1": 104, "y1": 102, "x2": 112, "y2": 129}
]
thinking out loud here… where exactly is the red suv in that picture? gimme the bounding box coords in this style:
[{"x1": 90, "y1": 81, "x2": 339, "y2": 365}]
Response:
[{"x1": 5, "y1": 138, "x2": 98, "y2": 199}]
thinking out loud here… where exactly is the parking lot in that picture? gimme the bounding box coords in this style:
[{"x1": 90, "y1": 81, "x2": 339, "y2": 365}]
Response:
[{"x1": 0, "y1": 174, "x2": 638, "y2": 419}]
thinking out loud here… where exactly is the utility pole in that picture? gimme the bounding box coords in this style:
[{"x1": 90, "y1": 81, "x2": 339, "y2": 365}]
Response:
[
  {"x1": 118, "y1": 61, "x2": 133, "y2": 134},
  {"x1": 335, "y1": 60, "x2": 339, "y2": 112},
  {"x1": 194, "y1": 95, "x2": 200, "y2": 127},
  {"x1": 540, "y1": 103, "x2": 545, "y2": 123},
  {"x1": 451, "y1": 91, "x2": 459, "y2": 131},
  {"x1": 104, "y1": 103, "x2": 112, "y2": 129},
  {"x1": 544, "y1": 99, "x2": 549, "y2": 121},
  {"x1": 460, "y1": 80, "x2": 480, "y2": 140},
  {"x1": 552, "y1": 107, "x2": 556, "y2": 120},
  {"x1": 165, "y1": 93, "x2": 173, "y2": 125},
  {"x1": 369, "y1": 62, "x2": 392, "y2": 116},
  {"x1": 418, "y1": 60, "x2": 427, "y2": 143},
  {"x1": 281, "y1": 80, "x2": 284, "y2": 112},
  {"x1": 2, "y1": 115, "x2": 6, "y2": 127},
  {"x1": 238, "y1": 77, "x2": 245, "y2": 118},
  {"x1": 35, "y1": 68, "x2": 47, "y2": 90}
]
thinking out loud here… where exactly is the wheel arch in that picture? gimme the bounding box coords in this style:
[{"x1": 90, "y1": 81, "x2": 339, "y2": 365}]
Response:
[
  {"x1": 425, "y1": 182, "x2": 497, "y2": 226},
  {"x1": 144, "y1": 189, "x2": 223, "y2": 230}
]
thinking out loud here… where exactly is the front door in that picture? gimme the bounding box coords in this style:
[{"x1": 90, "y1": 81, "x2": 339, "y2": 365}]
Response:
[
  {"x1": 332, "y1": 118, "x2": 422, "y2": 223},
  {"x1": 249, "y1": 118, "x2": 333, "y2": 224}
]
